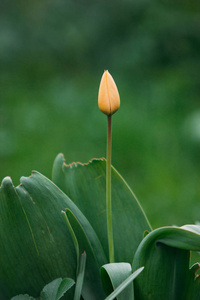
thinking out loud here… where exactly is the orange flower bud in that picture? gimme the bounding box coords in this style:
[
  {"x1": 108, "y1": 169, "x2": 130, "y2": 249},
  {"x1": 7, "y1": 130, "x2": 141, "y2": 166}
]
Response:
[{"x1": 98, "y1": 70, "x2": 120, "y2": 115}]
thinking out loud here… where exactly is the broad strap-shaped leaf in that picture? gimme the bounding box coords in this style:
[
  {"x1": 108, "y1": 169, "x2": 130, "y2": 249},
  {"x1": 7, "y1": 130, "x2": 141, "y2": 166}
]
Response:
[
  {"x1": 132, "y1": 225, "x2": 200, "y2": 299},
  {"x1": 64, "y1": 209, "x2": 106, "y2": 299},
  {"x1": 21, "y1": 172, "x2": 106, "y2": 267},
  {"x1": 40, "y1": 278, "x2": 75, "y2": 300},
  {"x1": 0, "y1": 173, "x2": 106, "y2": 299},
  {"x1": 52, "y1": 154, "x2": 151, "y2": 263}
]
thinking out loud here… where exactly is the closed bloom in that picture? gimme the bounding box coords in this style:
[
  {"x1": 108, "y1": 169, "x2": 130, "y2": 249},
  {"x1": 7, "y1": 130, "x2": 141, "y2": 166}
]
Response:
[{"x1": 98, "y1": 70, "x2": 120, "y2": 115}]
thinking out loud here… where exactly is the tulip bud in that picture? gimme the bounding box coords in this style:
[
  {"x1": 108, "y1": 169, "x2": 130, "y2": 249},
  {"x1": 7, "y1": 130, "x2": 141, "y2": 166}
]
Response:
[{"x1": 98, "y1": 70, "x2": 120, "y2": 115}]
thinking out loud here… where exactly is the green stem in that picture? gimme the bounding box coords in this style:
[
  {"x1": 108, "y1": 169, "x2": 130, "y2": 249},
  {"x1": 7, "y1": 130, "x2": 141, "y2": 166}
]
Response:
[{"x1": 107, "y1": 115, "x2": 114, "y2": 263}]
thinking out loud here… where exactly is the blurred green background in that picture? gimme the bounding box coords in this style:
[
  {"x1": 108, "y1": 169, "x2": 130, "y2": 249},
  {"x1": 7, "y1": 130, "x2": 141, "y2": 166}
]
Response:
[{"x1": 0, "y1": 0, "x2": 200, "y2": 229}]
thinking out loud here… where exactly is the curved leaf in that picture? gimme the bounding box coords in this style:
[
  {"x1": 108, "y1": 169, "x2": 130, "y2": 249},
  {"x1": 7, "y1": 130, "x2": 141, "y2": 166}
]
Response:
[
  {"x1": 101, "y1": 264, "x2": 144, "y2": 300},
  {"x1": 101, "y1": 263, "x2": 133, "y2": 300},
  {"x1": 64, "y1": 209, "x2": 106, "y2": 299},
  {"x1": 21, "y1": 172, "x2": 107, "y2": 268},
  {"x1": 52, "y1": 154, "x2": 151, "y2": 263},
  {"x1": 0, "y1": 172, "x2": 106, "y2": 299},
  {"x1": 132, "y1": 225, "x2": 200, "y2": 299}
]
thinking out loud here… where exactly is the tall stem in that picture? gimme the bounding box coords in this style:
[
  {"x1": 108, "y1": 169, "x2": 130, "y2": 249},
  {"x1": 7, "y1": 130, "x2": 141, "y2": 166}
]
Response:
[{"x1": 106, "y1": 115, "x2": 114, "y2": 263}]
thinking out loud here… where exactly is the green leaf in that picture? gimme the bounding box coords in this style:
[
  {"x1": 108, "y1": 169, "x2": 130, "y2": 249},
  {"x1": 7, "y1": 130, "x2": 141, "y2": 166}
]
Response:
[
  {"x1": 62, "y1": 210, "x2": 80, "y2": 274},
  {"x1": 64, "y1": 209, "x2": 106, "y2": 299},
  {"x1": 40, "y1": 276, "x2": 62, "y2": 300},
  {"x1": 11, "y1": 295, "x2": 35, "y2": 300},
  {"x1": 101, "y1": 263, "x2": 134, "y2": 300},
  {"x1": 40, "y1": 278, "x2": 75, "y2": 300},
  {"x1": 52, "y1": 154, "x2": 151, "y2": 263},
  {"x1": 132, "y1": 225, "x2": 200, "y2": 299},
  {"x1": 187, "y1": 263, "x2": 200, "y2": 299},
  {"x1": 0, "y1": 173, "x2": 105, "y2": 299},
  {"x1": 73, "y1": 252, "x2": 86, "y2": 300},
  {"x1": 102, "y1": 266, "x2": 144, "y2": 300},
  {"x1": 55, "y1": 278, "x2": 75, "y2": 300}
]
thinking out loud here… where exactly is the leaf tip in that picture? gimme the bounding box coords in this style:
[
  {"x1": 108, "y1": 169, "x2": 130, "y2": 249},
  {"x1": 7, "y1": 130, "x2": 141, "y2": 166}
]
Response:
[{"x1": 1, "y1": 176, "x2": 13, "y2": 188}]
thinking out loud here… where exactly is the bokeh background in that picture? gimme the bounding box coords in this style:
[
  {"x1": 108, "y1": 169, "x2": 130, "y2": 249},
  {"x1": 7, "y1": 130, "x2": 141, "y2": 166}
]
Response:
[{"x1": 1, "y1": 0, "x2": 200, "y2": 229}]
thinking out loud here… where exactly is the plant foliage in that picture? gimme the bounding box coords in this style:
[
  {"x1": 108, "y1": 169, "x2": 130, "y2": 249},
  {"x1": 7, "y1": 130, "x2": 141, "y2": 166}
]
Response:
[{"x1": 1, "y1": 153, "x2": 200, "y2": 299}]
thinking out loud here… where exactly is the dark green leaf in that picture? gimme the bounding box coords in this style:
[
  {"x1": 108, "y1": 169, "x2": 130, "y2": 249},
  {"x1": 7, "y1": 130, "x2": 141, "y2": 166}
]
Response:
[
  {"x1": 52, "y1": 154, "x2": 151, "y2": 263},
  {"x1": 62, "y1": 210, "x2": 80, "y2": 274},
  {"x1": 0, "y1": 172, "x2": 105, "y2": 299},
  {"x1": 133, "y1": 225, "x2": 200, "y2": 299},
  {"x1": 65, "y1": 209, "x2": 106, "y2": 299}
]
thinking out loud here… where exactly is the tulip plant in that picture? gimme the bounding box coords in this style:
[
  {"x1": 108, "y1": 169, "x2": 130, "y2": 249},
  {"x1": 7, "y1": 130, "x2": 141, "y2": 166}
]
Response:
[{"x1": 0, "y1": 71, "x2": 200, "y2": 300}]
